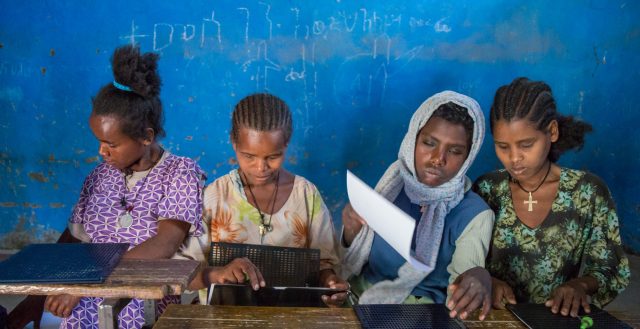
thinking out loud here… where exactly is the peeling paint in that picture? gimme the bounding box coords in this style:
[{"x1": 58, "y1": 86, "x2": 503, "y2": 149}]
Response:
[
  {"x1": 85, "y1": 156, "x2": 99, "y2": 163},
  {"x1": 288, "y1": 156, "x2": 298, "y2": 165},
  {"x1": 40, "y1": 67, "x2": 46, "y2": 75},
  {"x1": 49, "y1": 202, "x2": 65, "y2": 208},
  {"x1": 22, "y1": 202, "x2": 42, "y2": 208},
  {"x1": 0, "y1": 215, "x2": 60, "y2": 249},
  {"x1": 47, "y1": 154, "x2": 70, "y2": 164},
  {"x1": 185, "y1": 135, "x2": 193, "y2": 141},
  {"x1": 28, "y1": 172, "x2": 49, "y2": 182},
  {"x1": 50, "y1": 48, "x2": 55, "y2": 56},
  {"x1": 228, "y1": 157, "x2": 238, "y2": 165},
  {"x1": 0, "y1": 202, "x2": 18, "y2": 207}
]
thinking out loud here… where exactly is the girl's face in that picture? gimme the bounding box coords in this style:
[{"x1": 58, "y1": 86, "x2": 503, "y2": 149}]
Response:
[
  {"x1": 89, "y1": 114, "x2": 149, "y2": 171},
  {"x1": 233, "y1": 126, "x2": 288, "y2": 186},
  {"x1": 492, "y1": 119, "x2": 558, "y2": 182},
  {"x1": 414, "y1": 116, "x2": 470, "y2": 187}
]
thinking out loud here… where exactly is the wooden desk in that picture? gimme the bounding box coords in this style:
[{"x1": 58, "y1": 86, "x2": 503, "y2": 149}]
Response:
[
  {"x1": 0, "y1": 259, "x2": 200, "y2": 329},
  {"x1": 153, "y1": 304, "x2": 640, "y2": 329}
]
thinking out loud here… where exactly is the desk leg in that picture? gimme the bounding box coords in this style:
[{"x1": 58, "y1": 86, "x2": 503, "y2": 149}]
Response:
[
  {"x1": 143, "y1": 299, "x2": 157, "y2": 326},
  {"x1": 98, "y1": 298, "x2": 130, "y2": 329}
]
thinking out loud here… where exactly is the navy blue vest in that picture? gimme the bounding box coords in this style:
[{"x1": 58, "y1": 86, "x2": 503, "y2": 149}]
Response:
[{"x1": 362, "y1": 187, "x2": 489, "y2": 303}]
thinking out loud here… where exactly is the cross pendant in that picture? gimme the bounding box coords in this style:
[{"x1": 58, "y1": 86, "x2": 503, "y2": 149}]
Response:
[
  {"x1": 259, "y1": 224, "x2": 266, "y2": 236},
  {"x1": 523, "y1": 192, "x2": 537, "y2": 212}
]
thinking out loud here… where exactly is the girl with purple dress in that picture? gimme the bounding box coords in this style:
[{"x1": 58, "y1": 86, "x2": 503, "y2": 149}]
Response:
[{"x1": 8, "y1": 45, "x2": 205, "y2": 329}]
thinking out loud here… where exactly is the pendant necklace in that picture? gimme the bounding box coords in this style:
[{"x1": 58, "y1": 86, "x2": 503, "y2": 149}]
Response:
[
  {"x1": 241, "y1": 170, "x2": 280, "y2": 243},
  {"x1": 118, "y1": 148, "x2": 164, "y2": 228},
  {"x1": 514, "y1": 162, "x2": 551, "y2": 212}
]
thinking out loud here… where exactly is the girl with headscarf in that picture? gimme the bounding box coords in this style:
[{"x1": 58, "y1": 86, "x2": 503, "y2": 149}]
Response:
[{"x1": 341, "y1": 91, "x2": 495, "y2": 320}]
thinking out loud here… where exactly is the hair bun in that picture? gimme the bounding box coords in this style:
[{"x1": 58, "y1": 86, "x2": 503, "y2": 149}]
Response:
[{"x1": 111, "y1": 45, "x2": 161, "y2": 98}]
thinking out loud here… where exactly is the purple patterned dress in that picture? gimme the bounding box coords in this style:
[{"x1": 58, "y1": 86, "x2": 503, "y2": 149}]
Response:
[{"x1": 61, "y1": 153, "x2": 205, "y2": 329}]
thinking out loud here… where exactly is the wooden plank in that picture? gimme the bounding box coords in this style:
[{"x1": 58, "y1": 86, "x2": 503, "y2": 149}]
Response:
[
  {"x1": 0, "y1": 259, "x2": 200, "y2": 299},
  {"x1": 106, "y1": 259, "x2": 201, "y2": 295},
  {"x1": 153, "y1": 305, "x2": 360, "y2": 329},
  {"x1": 153, "y1": 305, "x2": 640, "y2": 329}
]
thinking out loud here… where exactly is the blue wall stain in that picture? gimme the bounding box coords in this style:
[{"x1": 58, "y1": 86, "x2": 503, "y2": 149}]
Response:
[{"x1": 1, "y1": 1, "x2": 639, "y2": 252}]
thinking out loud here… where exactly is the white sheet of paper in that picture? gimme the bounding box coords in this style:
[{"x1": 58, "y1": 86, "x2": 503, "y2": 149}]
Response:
[{"x1": 346, "y1": 170, "x2": 431, "y2": 272}]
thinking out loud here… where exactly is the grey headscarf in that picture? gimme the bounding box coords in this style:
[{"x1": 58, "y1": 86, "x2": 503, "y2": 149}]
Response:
[{"x1": 341, "y1": 90, "x2": 485, "y2": 303}]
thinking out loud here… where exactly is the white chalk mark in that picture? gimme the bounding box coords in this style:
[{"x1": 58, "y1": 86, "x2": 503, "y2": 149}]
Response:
[
  {"x1": 386, "y1": 36, "x2": 391, "y2": 64},
  {"x1": 392, "y1": 46, "x2": 424, "y2": 73},
  {"x1": 329, "y1": 16, "x2": 341, "y2": 32},
  {"x1": 373, "y1": 39, "x2": 377, "y2": 59},
  {"x1": 290, "y1": 7, "x2": 300, "y2": 39},
  {"x1": 202, "y1": 11, "x2": 222, "y2": 47},
  {"x1": 237, "y1": 7, "x2": 250, "y2": 44},
  {"x1": 153, "y1": 23, "x2": 174, "y2": 51},
  {"x1": 384, "y1": 14, "x2": 402, "y2": 30},
  {"x1": 375, "y1": 64, "x2": 388, "y2": 104},
  {"x1": 285, "y1": 44, "x2": 306, "y2": 81},
  {"x1": 338, "y1": 11, "x2": 358, "y2": 32},
  {"x1": 242, "y1": 41, "x2": 281, "y2": 90},
  {"x1": 578, "y1": 91, "x2": 584, "y2": 116},
  {"x1": 313, "y1": 20, "x2": 326, "y2": 35},
  {"x1": 361, "y1": 9, "x2": 370, "y2": 32},
  {"x1": 121, "y1": 20, "x2": 149, "y2": 45},
  {"x1": 259, "y1": 2, "x2": 273, "y2": 40},
  {"x1": 434, "y1": 17, "x2": 451, "y2": 32},
  {"x1": 181, "y1": 24, "x2": 196, "y2": 41}
]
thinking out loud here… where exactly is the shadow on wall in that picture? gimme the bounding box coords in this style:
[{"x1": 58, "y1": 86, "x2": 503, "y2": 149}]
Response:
[{"x1": 0, "y1": 215, "x2": 59, "y2": 249}]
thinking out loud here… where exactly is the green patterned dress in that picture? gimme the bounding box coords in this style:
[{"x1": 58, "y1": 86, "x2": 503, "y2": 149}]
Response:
[{"x1": 473, "y1": 168, "x2": 629, "y2": 306}]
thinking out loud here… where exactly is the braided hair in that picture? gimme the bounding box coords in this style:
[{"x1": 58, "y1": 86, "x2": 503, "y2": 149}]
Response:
[
  {"x1": 490, "y1": 77, "x2": 593, "y2": 162},
  {"x1": 92, "y1": 45, "x2": 165, "y2": 140},
  {"x1": 431, "y1": 101, "x2": 474, "y2": 151},
  {"x1": 231, "y1": 93, "x2": 293, "y2": 144}
]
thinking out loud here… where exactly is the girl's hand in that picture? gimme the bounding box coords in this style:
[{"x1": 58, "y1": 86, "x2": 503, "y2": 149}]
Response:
[
  {"x1": 491, "y1": 277, "x2": 517, "y2": 309},
  {"x1": 342, "y1": 203, "x2": 366, "y2": 246},
  {"x1": 207, "y1": 257, "x2": 265, "y2": 291},
  {"x1": 44, "y1": 294, "x2": 81, "y2": 318},
  {"x1": 545, "y1": 278, "x2": 594, "y2": 317},
  {"x1": 447, "y1": 267, "x2": 492, "y2": 320},
  {"x1": 320, "y1": 271, "x2": 349, "y2": 307}
]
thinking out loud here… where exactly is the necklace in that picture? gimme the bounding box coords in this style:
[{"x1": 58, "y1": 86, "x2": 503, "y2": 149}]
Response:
[
  {"x1": 241, "y1": 170, "x2": 280, "y2": 240},
  {"x1": 118, "y1": 148, "x2": 164, "y2": 228},
  {"x1": 514, "y1": 162, "x2": 551, "y2": 212}
]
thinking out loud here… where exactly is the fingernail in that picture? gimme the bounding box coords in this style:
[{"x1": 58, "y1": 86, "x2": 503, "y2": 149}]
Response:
[
  {"x1": 461, "y1": 312, "x2": 467, "y2": 319},
  {"x1": 479, "y1": 315, "x2": 485, "y2": 321},
  {"x1": 447, "y1": 301, "x2": 454, "y2": 309},
  {"x1": 450, "y1": 310, "x2": 457, "y2": 317},
  {"x1": 254, "y1": 284, "x2": 259, "y2": 290}
]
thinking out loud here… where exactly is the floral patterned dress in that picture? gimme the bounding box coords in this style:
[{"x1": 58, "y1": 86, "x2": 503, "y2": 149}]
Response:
[
  {"x1": 473, "y1": 168, "x2": 629, "y2": 306},
  {"x1": 204, "y1": 169, "x2": 339, "y2": 271},
  {"x1": 64, "y1": 153, "x2": 205, "y2": 329}
]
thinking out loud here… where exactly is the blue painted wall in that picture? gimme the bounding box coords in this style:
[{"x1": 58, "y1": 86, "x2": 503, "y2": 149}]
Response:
[{"x1": 1, "y1": 1, "x2": 639, "y2": 252}]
